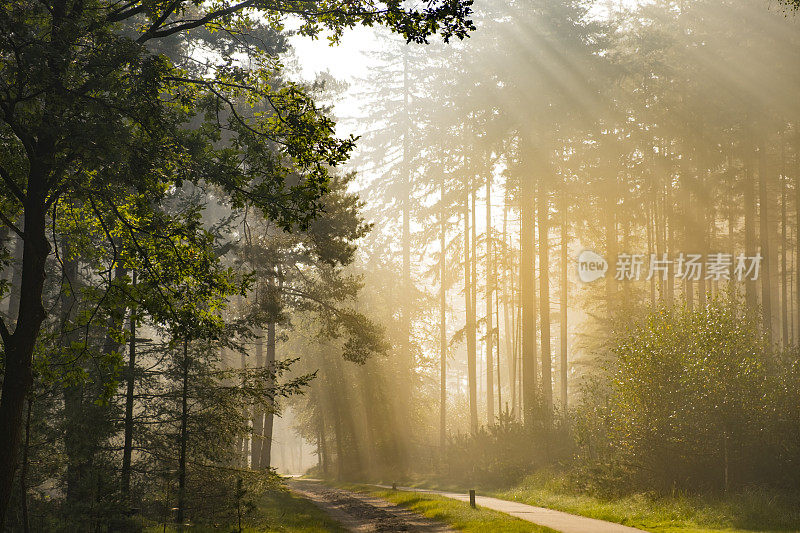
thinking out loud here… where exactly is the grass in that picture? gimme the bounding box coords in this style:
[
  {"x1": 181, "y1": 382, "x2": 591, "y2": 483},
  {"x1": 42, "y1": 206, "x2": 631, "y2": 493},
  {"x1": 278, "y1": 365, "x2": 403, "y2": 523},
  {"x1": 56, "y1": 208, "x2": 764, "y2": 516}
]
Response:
[
  {"x1": 352, "y1": 471, "x2": 800, "y2": 533},
  {"x1": 345, "y1": 484, "x2": 557, "y2": 532},
  {"x1": 492, "y1": 470, "x2": 800, "y2": 533},
  {"x1": 144, "y1": 486, "x2": 348, "y2": 533}
]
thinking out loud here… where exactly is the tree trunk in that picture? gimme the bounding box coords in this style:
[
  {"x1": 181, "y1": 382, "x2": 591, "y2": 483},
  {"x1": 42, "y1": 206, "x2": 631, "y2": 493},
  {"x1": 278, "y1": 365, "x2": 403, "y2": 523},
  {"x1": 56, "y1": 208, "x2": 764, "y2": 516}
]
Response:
[
  {"x1": 121, "y1": 271, "x2": 138, "y2": 501},
  {"x1": 439, "y1": 180, "x2": 447, "y2": 452},
  {"x1": 252, "y1": 331, "x2": 264, "y2": 469},
  {"x1": 176, "y1": 338, "x2": 190, "y2": 531},
  {"x1": 538, "y1": 187, "x2": 553, "y2": 421},
  {"x1": 61, "y1": 250, "x2": 83, "y2": 507},
  {"x1": 471, "y1": 189, "x2": 479, "y2": 418},
  {"x1": 260, "y1": 321, "x2": 277, "y2": 469},
  {"x1": 400, "y1": 47, "x2": 413, "y2": 447},
  {"x1": 781, "y1": 142, "x2": 788, "y2": 348},
  {"x1": 521, "y1": 176, "x2": 538, "y2": 426},
  {"x1": 560, "y1": 191, "x2": 568, "y2": 417},
  {"x1": 796, "y1": 135, "x2": 800, "y2": 341},
  {"x1": 485, "y1": 176, "x2": 495, "y2": 424},
  {"x1": 464, "y1": 181, "x2": 478, "y2": 433},
  {"x1": 0, "y1": 183, "x2": 50, "y2": 528},
  {"x1": 744, "y1": 140, "x2": 758, "y2": 310},
  {"x1": 20, "y1": 396, "x2": 31, "y2": 533},
  {"x1": 758, "y1": 141, "x2": 773, "y2": 346},
  {"x1": 502, "y1": 200, "x2": 516, "y2": 419},
  {"x1": 7, "y1": 227, "x2": 22, "y2": 320}
]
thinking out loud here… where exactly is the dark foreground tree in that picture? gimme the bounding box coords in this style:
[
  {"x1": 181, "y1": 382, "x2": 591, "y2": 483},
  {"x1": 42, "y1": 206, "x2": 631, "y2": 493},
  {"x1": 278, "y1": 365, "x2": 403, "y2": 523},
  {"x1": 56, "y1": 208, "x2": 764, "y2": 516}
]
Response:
[{"x1": 0, "y1": 0, "x2": 474, "y2": 525}]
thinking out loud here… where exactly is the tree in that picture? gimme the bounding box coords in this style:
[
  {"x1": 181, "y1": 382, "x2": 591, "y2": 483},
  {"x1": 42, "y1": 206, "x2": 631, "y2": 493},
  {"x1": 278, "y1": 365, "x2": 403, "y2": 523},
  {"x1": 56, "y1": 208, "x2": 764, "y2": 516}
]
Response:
[{"x1": 0, "y1": 0, "x2": 474, "y2": 523}]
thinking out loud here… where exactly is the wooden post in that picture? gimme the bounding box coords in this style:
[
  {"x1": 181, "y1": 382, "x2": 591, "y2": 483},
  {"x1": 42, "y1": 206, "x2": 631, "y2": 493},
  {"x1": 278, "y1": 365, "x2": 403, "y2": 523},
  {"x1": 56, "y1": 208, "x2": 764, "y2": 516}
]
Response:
[{"x1": 469, "y1": 489, "x2": 476, "y2": 508}]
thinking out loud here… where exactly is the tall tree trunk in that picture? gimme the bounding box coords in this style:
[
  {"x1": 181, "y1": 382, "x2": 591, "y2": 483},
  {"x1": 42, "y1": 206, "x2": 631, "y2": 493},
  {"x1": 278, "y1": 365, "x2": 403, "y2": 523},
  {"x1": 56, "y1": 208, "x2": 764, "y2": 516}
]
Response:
[
  {"x1": 0, "y1": 184, "x2": 50, "y2": 528},
  {"x1": 744, "y1": 139, "x2": 758, "y2": 310},
  {"x1": 538, "y1": 187, "x2": 553, "y2": 421},
  {"x1": 60, "y1": 247, "x2": 95, "y2": 511},
  {"x1": 485, "y1": 176, "x2": 495, "y2": 424},
  {"x1": 665, "y1": 164, "x2": 675, "y2": 306},
  {"x1": 439, "y1": 181, "x2": 447, "y2": 452},
  {"x1": 252, "y1": 331, "x2": 264, "y2": 469},
  {"x1": 560, "y1": 192, "x2": 568, "y2": 417},
  {"x1": 7, "y1": 227, "x2": 22, "y2": 320},
  {"x1": 781, "y1": 143, "x2": 788, "y2": 348},
  {"x1": 176, "y1": 339, "x2": 190, "y2": 531},
  {"x1": 400, "y1": 47, "x2": 413, "y2": 449},
  {"x1": 121, "y1": 272, "x2": 137, "y2": 501},
  {"x1": 502, "y1": 200, "x2": 516, "y2": 419},
  {"x1": 316, "y1": 400, "x2": 328, "y2": 477},
  {"x1": 20, "y1": 396, "x2": 31, "y2": 533},
  {"x1": 260, "y1": 321, "x2": 276, "y2": 468},
  {"x1": 758, "y1": 141, "x2": 773, "y2": 346},
  {"x1": 521, "y1": 175, "x2": 538, "y2": 426},
  {"x1": 796, "y1": 135, "x2": 800, "y2": 341},
  {"x1": 471, "y1": 189, "x2": 479, "y2": 417},
  {"x1": 464, "y1": 180, "x2": 478, "y2": 433},
  {"x1": 605, "y1": 179, "x2": 618, "y2": 315}
]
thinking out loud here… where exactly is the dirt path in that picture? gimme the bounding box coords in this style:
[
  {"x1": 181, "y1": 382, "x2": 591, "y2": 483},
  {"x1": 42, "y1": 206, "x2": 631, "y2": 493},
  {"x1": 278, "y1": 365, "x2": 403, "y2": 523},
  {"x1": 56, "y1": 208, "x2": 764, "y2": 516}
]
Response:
[
  {"x1": 375, "y1": 484, "x2": 646, "y2": 533},
  {"x1": 288, "y1": 479, "x2": 456, "y2": 533}
]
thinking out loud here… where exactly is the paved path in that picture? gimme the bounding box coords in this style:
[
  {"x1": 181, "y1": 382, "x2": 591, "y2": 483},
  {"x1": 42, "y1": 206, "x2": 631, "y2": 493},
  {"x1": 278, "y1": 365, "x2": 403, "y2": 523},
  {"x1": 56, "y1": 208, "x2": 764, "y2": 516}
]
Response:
[
  {"x1": 375, "y1": 484, "x2": 646, "y2": 533},
  {"x1": 289, "y1": 479, "x2": 456, "y2": 532}
]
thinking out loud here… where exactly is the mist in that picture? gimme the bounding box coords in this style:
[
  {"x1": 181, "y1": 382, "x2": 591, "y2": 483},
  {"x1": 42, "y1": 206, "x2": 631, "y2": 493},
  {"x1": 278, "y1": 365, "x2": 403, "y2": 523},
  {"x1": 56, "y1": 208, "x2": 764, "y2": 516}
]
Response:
[{"x1": 1, "y1": 0, "x2": 799, "y2": 531}]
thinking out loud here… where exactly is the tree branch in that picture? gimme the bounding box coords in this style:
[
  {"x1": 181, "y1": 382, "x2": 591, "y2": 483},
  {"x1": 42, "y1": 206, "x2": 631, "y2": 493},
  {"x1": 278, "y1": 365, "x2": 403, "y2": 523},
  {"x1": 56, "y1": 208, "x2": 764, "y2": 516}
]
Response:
[
  {"x1": 0, "y1": 209, "x2": 24, "y2": 239},
  {"x1": 0, "y1": 163, "x2": 27, "y2": 205}
]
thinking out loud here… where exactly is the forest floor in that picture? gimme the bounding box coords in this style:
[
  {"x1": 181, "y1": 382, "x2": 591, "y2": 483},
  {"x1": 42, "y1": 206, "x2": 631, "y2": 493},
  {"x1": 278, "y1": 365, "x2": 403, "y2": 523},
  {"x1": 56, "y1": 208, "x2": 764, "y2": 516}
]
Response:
[
  {"x1": 288, "y1": 479, "x2": 457, "y2": 532},
  {"x1": 378, "y1": 470, "x2": 800, "y2": 533},
  {"x1": 367, "y1": 483, "x2": 644, "y2": 533},
  {"x1": 144, "y1": 486, "x2": 349, "y2": 532},
  {"x1": 493, "y1": 471, "x2": 800, "y2": 533}
]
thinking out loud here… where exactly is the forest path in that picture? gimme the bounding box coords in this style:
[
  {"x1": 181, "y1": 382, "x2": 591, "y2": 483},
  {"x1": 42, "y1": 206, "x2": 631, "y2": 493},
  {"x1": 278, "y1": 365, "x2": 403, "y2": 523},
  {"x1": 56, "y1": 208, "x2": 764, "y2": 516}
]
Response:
[
  {"x1": 288, "y1": 479, "x2": 456, "y2": 532},
  {"x1": 374, "y1": 484, "x2": 647, "y2": 533}
]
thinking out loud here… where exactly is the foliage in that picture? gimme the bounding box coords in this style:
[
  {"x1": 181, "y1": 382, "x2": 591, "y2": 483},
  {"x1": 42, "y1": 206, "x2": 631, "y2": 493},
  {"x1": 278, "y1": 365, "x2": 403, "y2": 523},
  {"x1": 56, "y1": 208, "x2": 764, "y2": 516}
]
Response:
[
  {"x1": 440, "y1": 412, "x2": 573, "y2": 488},
  {"x1": 579, "y1": 299, "x2": 800, "y2": 492},
  {"x1": 497, "y1": 470, "x2": 800, "y2": 533}
]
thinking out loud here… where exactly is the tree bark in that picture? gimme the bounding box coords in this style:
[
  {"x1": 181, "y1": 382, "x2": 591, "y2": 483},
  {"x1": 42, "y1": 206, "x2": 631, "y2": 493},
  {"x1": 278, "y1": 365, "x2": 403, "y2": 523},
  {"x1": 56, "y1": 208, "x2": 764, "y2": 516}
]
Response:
[
  {"x1": 781, "y1": 142, "x2": 788, "y2": 348},
  {"x1": 252, "y1": 330, "x2": 264, "y2": 469},
  {"x1": 744, "y1": 140, "x2": 758, "y2": 310},
  {"x1": 439, "y1": 180, "x2": 447, "y2": 451},
  {"x1": 485, "y1": 176, "x2": 495, "y2": 424},
  {"x1": 560, "y1": 191, "x2": 568, "y2": 417},
  {"x1": 260, "y1": 321, "x2": 276, "y2": 469},
  {"x1": 758, "y1": 141, "x2": 773, "y2": 346},
  {"x1": 0, "y1": 182, "x2": 50, "y2": 528},
  {"x1": 176, "y1": 339, "x2": 190, "y2": 531},
  {"x1": 502, "y1": 200, "x2": 516, "y2": 419},
  {"x1": 538, "y1": 187, "x2": 553, "y2": 421},
  {"x1": 521, "y1": 176, "x2": 538, "y2": 427},
  {"x1": 464, "y1": 178, "x2": 478, "y2": 433},
  {"x1": 121, "y1": 272, "x2": 137, "y2": 502}
]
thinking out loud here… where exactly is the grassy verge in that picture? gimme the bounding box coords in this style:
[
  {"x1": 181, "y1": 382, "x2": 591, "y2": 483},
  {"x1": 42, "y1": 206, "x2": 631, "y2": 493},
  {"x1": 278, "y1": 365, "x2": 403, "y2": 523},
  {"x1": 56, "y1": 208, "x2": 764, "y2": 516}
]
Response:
[
  {"x1": 346, "y1": 484, "x2": 557, "y2": 532},
  {"x1": 493, "y1": 471, "x2": 800, "y2": 533},
  {"x1": 144, "y1": 486, "x2": 348, "y2": 533}
]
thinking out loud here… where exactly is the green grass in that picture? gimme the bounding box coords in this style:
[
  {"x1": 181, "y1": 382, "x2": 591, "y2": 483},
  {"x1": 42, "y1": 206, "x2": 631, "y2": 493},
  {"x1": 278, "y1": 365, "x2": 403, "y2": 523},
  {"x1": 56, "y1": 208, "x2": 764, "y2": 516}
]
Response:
[
  {"x1": 493, "y1": 471, "x2": 800, "y2": 533},
  {"x1": 144, "y1": 487, "x2": 348, "y2": 533},
  {"x1": 346, "y1": 484, "x2": 557, "y2": 532}
]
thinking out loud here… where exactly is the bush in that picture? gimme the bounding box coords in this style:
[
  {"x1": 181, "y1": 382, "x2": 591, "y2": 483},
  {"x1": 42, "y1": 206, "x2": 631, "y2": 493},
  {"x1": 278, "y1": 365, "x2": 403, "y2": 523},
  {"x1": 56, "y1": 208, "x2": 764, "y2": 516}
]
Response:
[
  {"x1": 594, "y1": 298, "x2": 800, "y2": 492},
  {"x1": 441, "y1": 411, "x2": 573, "y2": 488}
]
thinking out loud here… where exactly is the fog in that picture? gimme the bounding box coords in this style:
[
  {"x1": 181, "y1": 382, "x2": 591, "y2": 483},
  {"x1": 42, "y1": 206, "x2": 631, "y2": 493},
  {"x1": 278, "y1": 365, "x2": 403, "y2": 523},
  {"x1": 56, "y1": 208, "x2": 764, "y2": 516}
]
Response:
[{"x1": 2, "y1": 0, "x2": 800, "y2": 530}]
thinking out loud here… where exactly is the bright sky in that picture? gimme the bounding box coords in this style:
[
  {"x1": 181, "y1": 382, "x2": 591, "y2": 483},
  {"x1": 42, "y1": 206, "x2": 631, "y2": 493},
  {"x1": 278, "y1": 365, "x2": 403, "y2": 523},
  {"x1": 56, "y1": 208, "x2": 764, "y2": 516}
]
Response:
[
  {"x1": 284, "y1": 0, "x2": 645, "y2": 131},
  {"x1": 288, "y1": 26, "x2": 381, "y2": 83}
]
